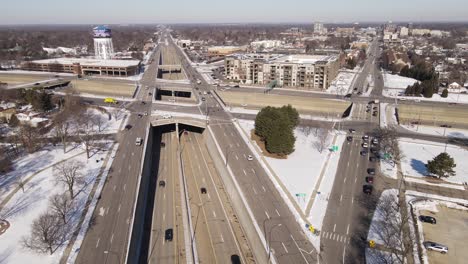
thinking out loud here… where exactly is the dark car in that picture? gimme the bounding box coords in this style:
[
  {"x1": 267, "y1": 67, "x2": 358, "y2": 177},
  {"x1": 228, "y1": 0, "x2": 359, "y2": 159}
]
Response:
[
  {"x1": 360, "y1": 150, "x2": 368, "y2": 156},
  {"x1": 161, "y1": 142, "x2": 166, "y2": 147},
  {"x1": 419, "y1": 215, "x2": 437, "y2": 224},
  {"x1": 373, "y1": 106, "x2": 378, "y2": 110},
  {"x1": 125, "y1": 124, "x2": 132, "y2": 130},
  {"x1": 353, "y1": 87, "x2": 358, "y2": 91},
  {"x1": 231, "y1": 254, "x2": 241, "y2": 264},
  {"x1": 370, "y1": 148, "x2": 379, "y2": 154},
  {"x1": 369, "y1": 156, "x2": 377, "y2": 162},
  {"x1": 138, "y1": 114, "x2": 143, "y2": 118},
  {"x1": 366, "y1": 176, "x2": 374, "y2": 184},
  {"x1": 165, "y1": 228, "x2": 173, "y2": 241},
  {"x1": 344, "y1": 93, "x2": 352, "y2": 98},
  {"x1": 372, "y1": 111, "x2": 378, "y2": 116},
  {"x1": 346, "y1": 136, "x2": 353, "y2": 142},
  {"x1": 159, "y1": 180, "x2": 166, "y2": 187},
  {"x1": 363, "y1": 185, "x2": 373, "y2": 194},
  {"x1": 349, "y1": 128, "x2": 356, "y2": 133},
  {"x1": 201, "y1": 187, "x2": 207, "y2": 194},
  {"x1": 367, "y1": 168, "x2": 376, "y2": 175},
  {"x1": 141, "y1": 101, "x2": 146, "y2": 105},
  {"x1": 440, "y1": 124, "x2": 452, "y2": 128}
]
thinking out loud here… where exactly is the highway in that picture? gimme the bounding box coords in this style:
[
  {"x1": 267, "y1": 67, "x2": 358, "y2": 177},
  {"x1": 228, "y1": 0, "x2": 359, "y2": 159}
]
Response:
[
  {"x1": 181, "y1": 132, "x2": 246, "y2": 263},
  {"x1": 169, "y1": 33, "x2": 319, "y2": 263}
]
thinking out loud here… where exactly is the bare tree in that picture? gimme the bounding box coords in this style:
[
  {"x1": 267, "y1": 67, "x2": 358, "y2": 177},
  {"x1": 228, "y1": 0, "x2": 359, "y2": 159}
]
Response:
[
  {"x1": 53, "y1": 160, "x2": 84, "y2": 198},
  {"x1": 314, "y1": 127, "x2": 331, "y2": 153},
  {"x1": 18, "y1": 124, "x2": 40, "y2": 153},
  {"x1": 111, "y1": 108, "x2": 124, "y2": 121},
  {"x1": 21, "y1": 212, "x2": 65, "y2": 255},
  {"x1": 371, "y1": 193, "x2": 414, "y2": 264},
  {"x1": 299, "y1": 125, "x2": 312, "y2": 137},
  {"x1": 49, "y1": 193, "x2": 74, "y2": 224},
  {"x1": 91, "y1": 113, "x2": 106, "y2": 132},
  {"x1": 54, "y1": 113, "x2": 71, "y2": 153},
  {"x1": 374, "y1": 126, "x2": 405, "y2": 167},
  {"x1": 76, "y1": 111, "x2": 96, "y2": 159}
]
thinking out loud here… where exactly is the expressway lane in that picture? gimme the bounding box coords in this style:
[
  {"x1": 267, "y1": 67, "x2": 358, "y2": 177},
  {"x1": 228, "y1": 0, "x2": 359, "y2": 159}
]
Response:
[
  {"x1": 148, "y1": 131, "x2": 185, "y2": 264},
  {"x1": 181, "y1": 132, "x2": 244, "y2": 263}
]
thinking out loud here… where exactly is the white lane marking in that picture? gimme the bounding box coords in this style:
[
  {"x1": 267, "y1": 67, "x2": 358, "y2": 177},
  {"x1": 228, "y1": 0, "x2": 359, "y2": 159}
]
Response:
[
  {"x1": 110, "y1": 233, "x2": 114, "y2": 244},
  {"x1": 231, "y1": 132, "x2": 235, "y2": 137},
  {"x1": 123, "y1": 184, "x2": 126, "y2": 191},
  {"x1": 262, "y1": 186, "x2": 266, "y2": 192},
  {"x1": 117, "y1": 204, "x2": 121, "y2": 212},
  {"x1": 212, "y1": 210, "x2": 217, "y2": 218},
  {"x1": 275, "y1": 209, "x2": 281, "y2": 217},
  {"x1": 355, "y1": 177, "x2": 357, "y2": 183},
  {"x1": 253, "y1": 187, "x2": 257, "y2": 194},
  {"x1": 132, "y1": 152, "x2": 134, "y2": 156},
  {"x1": 198, "y1": 164, "x2": 201, "y2": 170},
  {"x1": 220, "y1": 234, "x2": 224, "y2": 243},
  {"x1": 351, "y1": 197, "x2": 354, "y2": 204},
  {"x1": 243, "y1": 169, "x2": 247, "y2": 176},
  {"x1": 290, "y1": 234, "x2": 310, "y2": 264},
  {"x1": 118, "y1": 168, "x2": 122, "y2": 173},
  {"x1": 105, "y1": 207, "x2": 109, "y2": 215},
  {"x1": 163, "y1": 213, "x2": 166, "y2": 222},
  {"x1": 113, "y1": 185, "x2": 116, "y2": 191},
  {"x1": 251, "y1": 168, "x2": 255, "y2": 174},
  {"x1": 333, "y1": 224, "x2": 336, "y2": 232},
  {"x1": 347, "y1": 161, "x2": 350, "y2": 167},
  {"x1": 343, "y1": 177, "x2": 347, "y2": 183},
  {"x1": 163, "y1": 193, "x2": 166, "y2": 200},
  {"x1": 265, "y1": 211, "x2": 270, "y2": 219},
  {"x1": 202, "y1": 178, "x2": 206, "y2": 183},
  {"x1": 96, "y1": 238, "x2": 100, "y2": 248},
  {"x1": 123, "y1": 153, "x2": 126, "y2": 158},
  {"x1": 346, "y1": 224, "x2": 350, "y2": 235},
  {"x1": 282, "y1": 242, "x2": 289, "y2": 253},
  {"x1": 129, "y1": 166, "x2": 132, "y2": 171},
  {"x1": 340, "y1": 195, "x2": 343, "y2": 202},
  {"x1": 236, "y1": 143, "x2": 240, "y2": 147},
  {"x1": 224, "y1": 132, "x2": 227, "y2": 137},
  {"x1": 235, "y1": 155, "x2": 239, "y2": 160},
  {"x1": 207, "y1": 193, "x2": 211, "y2": 199}
]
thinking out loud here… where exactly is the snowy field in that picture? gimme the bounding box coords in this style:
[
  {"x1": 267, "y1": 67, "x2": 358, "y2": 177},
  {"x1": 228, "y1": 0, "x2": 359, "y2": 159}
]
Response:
[
  {"x1": 237, "y1": 120, "x2": 343, "y2": 212},
  {"x1": 0, "y1": 142, "x2": 115, "y2": 264},
  {"x1": 383, "y1": 73, "x2": 419, "y2": 89},
  {"x1": 399, "y1": 139, "x2": 468, "y2": 184},
  {"x1": 368, "y1": 189, "x2": 401, "y2": 245},
  {"x1": 326, "y1": 70, "x2": 357, "y2": 95},
  {"x1": 401, "y1": 124, "x2": 468, "y2": 139}
]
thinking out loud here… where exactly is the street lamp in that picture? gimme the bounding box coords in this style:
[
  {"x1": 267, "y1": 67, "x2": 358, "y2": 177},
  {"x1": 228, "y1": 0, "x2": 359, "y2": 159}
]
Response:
[
  {"x1": 104, "y1": 250, "x2": 121, "y2": 264},
  {"x1": 268, "y1": 224, "x2": 282, "y2": 262},
  {"x1": 190, "y1": 201, "x2": 211, "y2": 247},
  {"x1": 225, "y1": 147, "x2": 235, "y2": 167}
]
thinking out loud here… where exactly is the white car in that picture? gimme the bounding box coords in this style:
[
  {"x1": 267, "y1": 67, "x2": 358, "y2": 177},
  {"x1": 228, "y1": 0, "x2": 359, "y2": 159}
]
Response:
[
  {"x1": 135, "y1": 137, "x2": 143, "y2": 146},
  {"x1": 162, "y1": 114, "x2": 172, "y2": 119},
  {"x1": 247, "y1": 155, "x2": 254, "y2": 161},
  {"x1": 424, "y1": 241, "x2": 448, "y2": 254}
]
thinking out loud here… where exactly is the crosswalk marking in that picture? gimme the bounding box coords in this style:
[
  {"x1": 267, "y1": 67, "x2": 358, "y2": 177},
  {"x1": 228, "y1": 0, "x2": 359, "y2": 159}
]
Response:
[{"x1": 321, "y1": 231, "x2": 350, "y2": 244}]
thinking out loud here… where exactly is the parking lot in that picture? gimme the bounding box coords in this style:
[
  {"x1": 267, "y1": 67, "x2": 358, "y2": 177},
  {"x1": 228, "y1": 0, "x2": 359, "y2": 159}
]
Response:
[
  {"x1": 419, "y1": 205, "x2": 468, "y2": 264},
  {"x1": 70, "y1": 79, "x2": 136, "y2": 97}
]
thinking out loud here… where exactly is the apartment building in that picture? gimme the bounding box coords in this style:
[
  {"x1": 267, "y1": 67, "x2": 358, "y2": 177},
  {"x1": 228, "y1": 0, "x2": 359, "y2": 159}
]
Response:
[{"x1": 225, "y1": 54, "x2": 339, "y2": 90}]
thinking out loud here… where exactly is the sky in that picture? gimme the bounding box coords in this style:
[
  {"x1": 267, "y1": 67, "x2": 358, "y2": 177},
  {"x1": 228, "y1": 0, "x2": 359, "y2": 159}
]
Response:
[{"x1": 1, "y1": 0, "x2": 468, "y2": 25}]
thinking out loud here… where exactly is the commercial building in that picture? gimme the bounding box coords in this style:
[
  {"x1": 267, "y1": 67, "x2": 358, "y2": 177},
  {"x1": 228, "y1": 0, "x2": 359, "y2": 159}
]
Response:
[
  {"x1": 21, "y1": 58, "x2": 140, "y2": 77},
  {"x1": 250, "y1": 40, "x2": 283, "y2": 50},
  {"x1": 313, "y1": 22, "x2": 326, "y2": 34},
  {"x1": 93, "y1": 25, "x2": 114, "y2": 60},
  {"x1": 225, "y1": 54, "x2": 340, "y2": 90}
]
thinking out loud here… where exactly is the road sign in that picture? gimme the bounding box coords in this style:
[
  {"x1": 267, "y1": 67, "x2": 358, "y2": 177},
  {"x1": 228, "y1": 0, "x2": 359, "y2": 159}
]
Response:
[
  {"x1": 369, "y1": 240, "x2": 376, "y2": 248},
  {"x1": 296, "y1": 193, "x2": 306, "y2": 197},
  {"x1": 331, "y1": 145, "x2": 339, "y2": 152}
]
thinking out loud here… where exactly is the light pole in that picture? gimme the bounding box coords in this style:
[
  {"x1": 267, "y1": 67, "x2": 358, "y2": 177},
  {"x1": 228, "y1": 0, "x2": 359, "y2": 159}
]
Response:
[
  {"x1": 104, "y1": 250, "x2": 121, "y2": 264},
  {"x1": 268, "y1": 223, "x2": 282, "y2": 262},
  {"x1": 190, "y1": 201, "x2": 210, "y2": 247},
  {"x1": 225, "y1": 146, "x2": 235, "y2": 167}
]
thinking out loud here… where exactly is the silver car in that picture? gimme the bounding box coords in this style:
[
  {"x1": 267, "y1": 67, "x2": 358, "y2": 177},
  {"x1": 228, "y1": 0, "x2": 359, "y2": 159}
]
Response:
[{"x1": 423, "y1": 241, "x2": 448, "y2": 254}]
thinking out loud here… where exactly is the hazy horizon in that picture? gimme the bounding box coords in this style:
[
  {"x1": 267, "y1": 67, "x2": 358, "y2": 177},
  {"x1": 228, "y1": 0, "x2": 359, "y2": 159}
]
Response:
[{"x1": 2, "y1": 0, "x2": 468, "y2": 25}]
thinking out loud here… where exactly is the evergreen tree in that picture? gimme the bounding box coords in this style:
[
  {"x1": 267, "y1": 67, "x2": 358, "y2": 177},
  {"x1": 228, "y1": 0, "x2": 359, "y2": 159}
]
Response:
[
  {"x1": 441, "y1": 88, "x2": 449, "y2": 98},
  {"x1": 9, "y1": 114, "x2": 20, "y2": 127},
  {"x1": 426, "y1": 152, "x2": 456, "y2": 178},
  {"x1": 280, "y1": 104, "x2": 299, "y2": 128}
]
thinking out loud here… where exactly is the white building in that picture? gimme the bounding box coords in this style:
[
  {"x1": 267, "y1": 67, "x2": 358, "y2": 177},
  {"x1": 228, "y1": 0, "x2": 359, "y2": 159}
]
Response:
[
  {"x1": 250, "y1": 40, "x2": 283, "y2": 50},
  {"x1": 399, "y1": 27, "x2": 409, "y2": 37},
  {"x1": 313, "y1": 22, "x2": 326, "y2": 34}
]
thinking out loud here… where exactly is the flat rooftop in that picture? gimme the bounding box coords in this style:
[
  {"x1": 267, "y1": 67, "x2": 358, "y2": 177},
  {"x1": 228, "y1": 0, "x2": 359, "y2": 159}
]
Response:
[
  {"x1": 271, "y1": 54, "x2": 337, "y2": 64},
  {"x1": 29, "y1": 58, "x2": 141, "y2": 68}
]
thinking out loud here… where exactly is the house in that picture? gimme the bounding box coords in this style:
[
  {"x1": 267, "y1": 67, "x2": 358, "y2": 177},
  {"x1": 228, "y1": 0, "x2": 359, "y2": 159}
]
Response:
[{"x1": 16, "y1": 112, "x2": 48, "y2": 127}]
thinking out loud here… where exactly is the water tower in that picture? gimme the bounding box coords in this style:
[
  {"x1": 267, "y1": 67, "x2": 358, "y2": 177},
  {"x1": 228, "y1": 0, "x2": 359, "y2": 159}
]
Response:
[{"x1": 93, "y1": 25, "x2": 114, "y2": 60}]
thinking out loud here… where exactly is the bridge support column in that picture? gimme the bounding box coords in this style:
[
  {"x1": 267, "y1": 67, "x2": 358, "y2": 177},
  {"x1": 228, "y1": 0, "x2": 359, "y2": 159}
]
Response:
[{"x1": 175, "y1": 122, "x2": 179, "y2": 140}]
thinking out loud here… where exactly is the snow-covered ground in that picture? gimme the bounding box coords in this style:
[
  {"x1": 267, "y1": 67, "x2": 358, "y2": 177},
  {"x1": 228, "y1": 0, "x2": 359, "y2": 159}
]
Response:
[
  {"x1": 326, "y1": 70, "x2": 358, "y2": 95},
  {"x1": 380, "y1": 159, "x2": 398, "y2": 179},
  {"x1": 228, "y1": 107, "x2": 344, "y2": 122},
  {"x1": 238, "y1": 120, "x2": 342, "y2": 212},
  {"x1": 366, "y1": 248, "x2": 400, "y2": 264},
  {"x1": 401, "y1": 124, "x2": 468, "y2": 139},
  {"x1": 383, "y1": 73, "x2": 419, "y2": 89},
  {"x1": 399, "y1": 138, "x2": 468, "y2": 184},
  {"x1": 0, "y1": 142, "x2": 115, "y2": 264}
]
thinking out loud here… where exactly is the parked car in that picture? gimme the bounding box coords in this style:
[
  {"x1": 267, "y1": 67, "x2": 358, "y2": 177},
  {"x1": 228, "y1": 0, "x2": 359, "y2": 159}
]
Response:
[
  {"x1": 362, "y1": 135, "x2": 369, "y2": 140},
  {"x1": 165, "y1": 228, "x2": 173, "y2": 241},
  {"x1": 369, "y1": 156, "x2": 377, "y2": 162},
  {"x1": 349, "y1": 128, "x2": 356, "y2": 133},
  {"x1": 366, "y1": 176, "x2": 374, "y2": 184},
  {"x1": 419, "y1": 215, "x2": 437, "y2": 224},
  {"x1": 231, "y1": 255, "x2": 241, "y2": 264},
  {"x1": 360, "y1": 150, "x2": 368, "y2": 156},
  {"x1": 135, "y1": 137, "x2": 143, "y2": 146},
  {"x1": 362, "y1": 142, "x2": 369, "y2": 148},
  {"x1": 423, "y1": 241, "x2": 448, "y2": 254},
  {"x1": 344, "y1": 93, "x2": 352, "y2": 98},
  {"x1": 161, "y1": 142, "x2": 166, "y2": 147},
  {"x1": 370, "y1": 148, "x2": 379, "y2": 154},
  {"x1": 159, "y1": 180, "x2": 166, "y2": 187},
  {"x1": 247, "y1": 155, "x2": 254, "y2": 161},
  {"x1": 373, "y1": 111, "x2": 378, "y2": 116},
  {"x1": 346, "y1": 136, "x2": 353, "y2": 142},
  {"x1": 367, "y1": 168, "x2": 375, "y2": 175},
  {"x1": 125, "y1": 124, "x2": 132, "y2": 130},
  {"x1": 201, "y1": 187, "x2": 207, "y2": 194},
  {"x1": 362, "y1": 185, "x2": 373, "y2": 194}
]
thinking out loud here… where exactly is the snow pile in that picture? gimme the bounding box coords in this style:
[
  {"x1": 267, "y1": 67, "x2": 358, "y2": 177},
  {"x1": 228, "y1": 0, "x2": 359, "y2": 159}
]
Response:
[
  {"x1": 399, "y1": 138, "x2": 468, "y2": 184},
  {"x1": 368, "y1": 189, "x2": 401, "y2": 246},
  {"x1": 366, "y1": 248, "x2": 400, "y2": 264},
  {"x1": 327, "y1": 70, "x2": 357, "y2": 95},
  {"x1": 0, "y1": 143, "x2": 114, "y2": 264}
]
